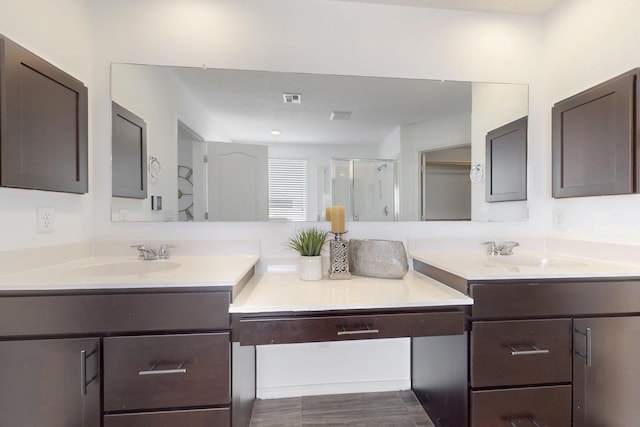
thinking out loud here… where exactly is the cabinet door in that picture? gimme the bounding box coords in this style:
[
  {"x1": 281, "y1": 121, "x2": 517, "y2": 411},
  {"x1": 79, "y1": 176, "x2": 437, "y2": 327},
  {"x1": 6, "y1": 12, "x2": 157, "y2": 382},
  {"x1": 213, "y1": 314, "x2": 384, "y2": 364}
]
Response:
[
  {"x1": 485, "y1": 116, "x2": 527, "y2": 202},
  {"x1": 112, "y1": 102, "x2": 147, "y2": 198},
  {"x1": 0, "y1": 338, "x2": 100, "y2": 427},
  {"x1": 0, "y1": 36, "x2": 88, "y2": 193},
  {"x1": 552, "y1": 69, "x2": 638, "y2": 198},
  {"x1": 574, "y1": 317, "x2": 640, "y2": 427}
]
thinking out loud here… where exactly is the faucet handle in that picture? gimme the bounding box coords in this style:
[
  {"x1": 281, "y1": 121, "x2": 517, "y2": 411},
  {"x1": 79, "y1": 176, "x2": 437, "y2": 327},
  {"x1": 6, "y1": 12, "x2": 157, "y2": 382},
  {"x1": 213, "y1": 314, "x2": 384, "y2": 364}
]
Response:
[
  {"x1": 131, "y1": 244, "x2": 157, "y2": 260},
  {"x1": 131, "y1": 244, "x2": 151, "y2": 251},
  {"x1": 498, "y1": 241, "x2": 520, "y2": 255},
  {"x1": 157, "y1": 244, "x2": 169, "y2": 259},
  {"x1": 482, "y1": 241, "x2": 498, "y2": 255}
]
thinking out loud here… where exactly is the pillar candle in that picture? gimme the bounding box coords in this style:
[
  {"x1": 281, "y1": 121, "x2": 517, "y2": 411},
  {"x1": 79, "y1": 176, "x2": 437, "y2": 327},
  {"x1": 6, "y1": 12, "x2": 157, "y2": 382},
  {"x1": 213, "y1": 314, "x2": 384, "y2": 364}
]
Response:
[
  {"x1": 325, "y1": 207, "x2": 332, "y2": 221},
  {"x1": 330, "y1": 205, "x2": 345, "y2": 233}
]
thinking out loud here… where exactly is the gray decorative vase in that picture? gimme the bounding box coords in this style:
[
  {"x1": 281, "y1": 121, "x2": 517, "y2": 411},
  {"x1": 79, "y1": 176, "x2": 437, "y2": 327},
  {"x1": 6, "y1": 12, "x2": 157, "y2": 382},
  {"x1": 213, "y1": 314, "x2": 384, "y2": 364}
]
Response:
[{"x1": 348, "y1": 239, "x2": 409, "y2": 279}]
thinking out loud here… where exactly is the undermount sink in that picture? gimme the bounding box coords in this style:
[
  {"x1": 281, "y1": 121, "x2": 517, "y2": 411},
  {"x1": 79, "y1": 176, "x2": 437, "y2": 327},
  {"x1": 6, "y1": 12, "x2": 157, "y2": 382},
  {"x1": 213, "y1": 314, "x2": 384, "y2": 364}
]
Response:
[
  {"x1": 64, "y1": 260, "x2": 181, "y2": 277},
  {"x1": 492, "y1": 255, "x2": 588, "y2": 269}
]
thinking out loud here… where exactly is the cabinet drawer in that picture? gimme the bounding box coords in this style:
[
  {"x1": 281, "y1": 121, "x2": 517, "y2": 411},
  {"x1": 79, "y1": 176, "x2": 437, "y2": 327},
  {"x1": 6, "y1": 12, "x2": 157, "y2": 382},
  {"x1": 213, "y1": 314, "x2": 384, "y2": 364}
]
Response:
[
  {"x1": 0, "y1": 291, "x2": 229, "y2": 336},
  {"x1": 104, "y1": 333, "x2": 229, "y2": 412},
  {"x1": 235, "y1": 310, "x2": 464, "y2": 345},
  {"x1": 471, "y1": 385, "x2": 571, "y2": 427},
  {"x1": 471, "y1": 319, "x2": 572, "y2": 388},
  {"x1": 104, "y1": 408, "x2": 229, "y2": 427}
]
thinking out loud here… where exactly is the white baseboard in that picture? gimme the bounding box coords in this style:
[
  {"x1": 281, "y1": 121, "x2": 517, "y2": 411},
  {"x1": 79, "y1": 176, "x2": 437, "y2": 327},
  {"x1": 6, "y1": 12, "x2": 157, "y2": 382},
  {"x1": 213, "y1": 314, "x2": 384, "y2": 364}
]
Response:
[{"x1": 256, "y1": 379, "x2": 411, "y2": 400}]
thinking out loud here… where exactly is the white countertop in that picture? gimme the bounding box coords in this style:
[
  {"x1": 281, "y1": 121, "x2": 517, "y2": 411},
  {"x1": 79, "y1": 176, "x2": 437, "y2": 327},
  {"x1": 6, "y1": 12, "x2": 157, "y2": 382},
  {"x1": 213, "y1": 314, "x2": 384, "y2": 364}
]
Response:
[
  {"x1": 411, "y1": 251, "x2": 640, "y2": 280},
  {"x1": 229, "y1": 271, "x2": 473, "y2": 314},
  {"x1": 0, "y1": 255, "x2": 259, "y2": 291}
]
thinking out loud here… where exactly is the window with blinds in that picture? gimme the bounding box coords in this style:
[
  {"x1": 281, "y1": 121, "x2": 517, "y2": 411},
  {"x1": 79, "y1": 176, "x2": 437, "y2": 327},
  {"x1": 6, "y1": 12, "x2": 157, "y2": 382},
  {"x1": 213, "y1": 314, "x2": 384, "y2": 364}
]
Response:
[{"x1": 268, "y1": 158, "x2": 308, "y2": 221}]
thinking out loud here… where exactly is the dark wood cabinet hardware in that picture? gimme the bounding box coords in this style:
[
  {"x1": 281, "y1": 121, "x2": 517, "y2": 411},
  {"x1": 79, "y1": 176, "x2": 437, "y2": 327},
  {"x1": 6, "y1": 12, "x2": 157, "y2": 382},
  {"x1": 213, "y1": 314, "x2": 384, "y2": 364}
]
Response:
[
  {"x1": 507, "y1": 344, "x2": 550, "y2": 356},
  {"x1": 336, "y1": 324, "x2": 379, "y2": 336},
  {"x1": 573, "y1": 327, "x2": 592, "y2": 367}
]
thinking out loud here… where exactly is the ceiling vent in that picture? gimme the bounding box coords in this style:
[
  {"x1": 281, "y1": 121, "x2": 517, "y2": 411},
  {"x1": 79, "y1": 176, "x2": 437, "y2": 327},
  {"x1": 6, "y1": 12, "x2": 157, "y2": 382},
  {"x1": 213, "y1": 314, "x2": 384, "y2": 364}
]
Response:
[
  {"x1": 283, "y1": 93, "x2": 302, "y2": 104},
  {"x1": 330, "y1": 111, "x2": 352, "y2": 121}
]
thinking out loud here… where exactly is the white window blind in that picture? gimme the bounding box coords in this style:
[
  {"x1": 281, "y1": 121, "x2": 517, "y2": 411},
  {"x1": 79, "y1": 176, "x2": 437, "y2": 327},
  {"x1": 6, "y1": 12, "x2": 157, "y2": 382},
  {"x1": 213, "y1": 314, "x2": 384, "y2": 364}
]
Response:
[{"x1": 268, "y1": 158, "x2": 308, "y2": 221}]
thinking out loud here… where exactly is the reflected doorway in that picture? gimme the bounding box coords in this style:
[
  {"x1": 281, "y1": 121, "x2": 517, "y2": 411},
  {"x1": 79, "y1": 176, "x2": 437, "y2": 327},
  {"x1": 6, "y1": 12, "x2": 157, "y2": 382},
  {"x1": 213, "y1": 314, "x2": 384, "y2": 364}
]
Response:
[{"x1": 421, "y1": 146, "x2": 471, "y2": 221}]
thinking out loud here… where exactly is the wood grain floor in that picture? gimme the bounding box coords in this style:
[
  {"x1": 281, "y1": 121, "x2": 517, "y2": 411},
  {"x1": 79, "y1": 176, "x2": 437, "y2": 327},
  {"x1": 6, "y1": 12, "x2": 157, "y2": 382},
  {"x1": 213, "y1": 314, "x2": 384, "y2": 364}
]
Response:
[{"x1": 249, "y1": 390, "x2": 436, "y2": 426}]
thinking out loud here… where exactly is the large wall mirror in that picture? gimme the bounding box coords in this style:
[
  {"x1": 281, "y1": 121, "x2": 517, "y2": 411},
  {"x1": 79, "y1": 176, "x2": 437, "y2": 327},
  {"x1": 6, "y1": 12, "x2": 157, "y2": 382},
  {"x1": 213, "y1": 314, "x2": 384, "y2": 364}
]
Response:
[{"x1": 111, "y1": 63, "x2": 528, "y2": 222}]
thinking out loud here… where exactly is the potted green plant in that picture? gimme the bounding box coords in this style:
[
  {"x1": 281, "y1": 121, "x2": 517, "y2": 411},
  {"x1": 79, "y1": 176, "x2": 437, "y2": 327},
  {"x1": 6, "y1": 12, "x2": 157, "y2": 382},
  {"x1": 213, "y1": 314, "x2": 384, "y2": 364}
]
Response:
[{"x1": 287, "y1": 227, "x2": 329, "y2": 281}]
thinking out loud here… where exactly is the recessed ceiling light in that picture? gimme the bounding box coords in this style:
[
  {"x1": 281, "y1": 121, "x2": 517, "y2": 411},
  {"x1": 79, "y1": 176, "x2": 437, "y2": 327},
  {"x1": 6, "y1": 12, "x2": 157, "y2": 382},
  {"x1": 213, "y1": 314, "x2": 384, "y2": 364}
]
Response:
[
  {"x1": 330, "y1": 111, "x2": 352, "y2": 120},
  {"x1": 270, "y1": 130, "x2": 281, "y2": 135}
]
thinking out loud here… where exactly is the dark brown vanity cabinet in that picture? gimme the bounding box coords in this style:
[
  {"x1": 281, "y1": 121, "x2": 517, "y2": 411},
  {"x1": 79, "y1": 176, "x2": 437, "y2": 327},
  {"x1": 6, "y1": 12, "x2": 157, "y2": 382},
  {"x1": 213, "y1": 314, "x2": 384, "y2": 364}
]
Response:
[
  {"x1": 0, "y1": 289, "x2": 234, "y2": 427},
  {"x1": 0, "y1": 337, "x2": 100, "y2": 427},
  {"x1": 485, "y1": 116, "x2": 527, "y2": 202},
  {"x1": 0, "y1": 36, "x2": 88, "y2": 193},
  {"x1": 413, "y1": 260, "x2": 640, "y2": 427},
  {"x1": 552, "y1": 69, "x2": 639, "y2": 198},
  {"x1": 100, "y1": 291, "x2": 233, "y2": 426}
]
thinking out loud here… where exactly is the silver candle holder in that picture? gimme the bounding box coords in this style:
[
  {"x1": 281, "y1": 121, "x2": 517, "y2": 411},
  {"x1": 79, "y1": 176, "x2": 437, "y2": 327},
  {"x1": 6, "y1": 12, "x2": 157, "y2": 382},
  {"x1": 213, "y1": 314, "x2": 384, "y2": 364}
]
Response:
[{"x1": 329, "y1": 232, "x2": 351, "y2": 280}]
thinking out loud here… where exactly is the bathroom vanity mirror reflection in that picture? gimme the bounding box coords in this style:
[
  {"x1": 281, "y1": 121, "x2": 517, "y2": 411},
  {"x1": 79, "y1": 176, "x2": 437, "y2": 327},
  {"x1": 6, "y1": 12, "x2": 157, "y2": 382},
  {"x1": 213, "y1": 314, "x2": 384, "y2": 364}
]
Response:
[{"x1": 111, "y1": 64, "x2": 528, "y2": 222}]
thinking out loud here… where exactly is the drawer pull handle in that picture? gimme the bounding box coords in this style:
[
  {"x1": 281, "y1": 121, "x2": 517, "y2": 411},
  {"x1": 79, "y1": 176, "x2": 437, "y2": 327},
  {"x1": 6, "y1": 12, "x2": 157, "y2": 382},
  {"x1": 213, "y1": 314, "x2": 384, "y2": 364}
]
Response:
[
  {"x1": 507, "y1": 417, "x2": 541, "y2": 427},
  {"x1": 508, "y1": 344, "x2": 550, "y2": 356},
  {"x1": 337, "y1": 326, "x2": 380, "y2": 336},
  {"x1": 575, "y1": 327, "x2": 592, "y2": 367},
  {"x1": 138, "y1": 362, "x2": 187, "y2": 376},
  {"x1": 80, "y1": 348, "x2": 99, "y2": 396}
]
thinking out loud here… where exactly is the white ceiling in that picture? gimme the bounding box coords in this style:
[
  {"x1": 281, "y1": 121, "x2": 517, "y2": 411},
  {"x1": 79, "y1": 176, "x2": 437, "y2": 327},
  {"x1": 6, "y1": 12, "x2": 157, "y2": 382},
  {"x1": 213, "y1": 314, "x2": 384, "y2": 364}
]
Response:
[
  {"x1": 171, "y1": 68, "x2": 472, "y2": 146},
  {"x1": 334, "y1": 0, "x2": 563, "y2": 16}
]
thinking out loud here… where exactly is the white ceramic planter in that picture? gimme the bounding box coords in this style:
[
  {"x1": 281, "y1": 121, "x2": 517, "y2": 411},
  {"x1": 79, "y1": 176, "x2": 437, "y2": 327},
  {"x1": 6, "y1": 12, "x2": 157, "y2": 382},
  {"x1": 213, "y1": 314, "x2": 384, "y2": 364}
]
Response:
[{"x1": 298, "y1": 255, "x2": 323, "y2": 281}]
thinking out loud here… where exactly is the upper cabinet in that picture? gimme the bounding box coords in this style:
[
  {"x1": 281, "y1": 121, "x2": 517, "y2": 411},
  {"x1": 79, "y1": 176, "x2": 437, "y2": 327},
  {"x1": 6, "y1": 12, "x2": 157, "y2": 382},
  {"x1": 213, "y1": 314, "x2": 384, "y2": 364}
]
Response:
[
  {"x1": 552, "y1": 69, "x2": 639, "y2": 198},
  {"x1": 111, "y1": 102, "x2": 147, "y2": 199},
  {"x1": 0, "y1": 36, "x2": 88, "y2": 193},
  {"x1": 485, "y1": 116, "x2": 527, "y2": 202}
]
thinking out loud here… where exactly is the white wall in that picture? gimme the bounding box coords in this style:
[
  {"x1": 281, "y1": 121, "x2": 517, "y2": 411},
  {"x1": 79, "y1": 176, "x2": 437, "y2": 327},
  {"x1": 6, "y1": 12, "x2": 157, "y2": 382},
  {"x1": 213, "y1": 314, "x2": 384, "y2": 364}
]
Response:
[
  {"x1": 471, "y1": 82, "x2": 529, "y2": 222},
  {"x1": 541, "y1": 0, "x2": 640, "y2": 243},
  {"x1": 378, "y1": 127, "x2": 402, "y2": 159},
  {"x1": 0, "y1": 0, "x2": 93, "y2": 251}
]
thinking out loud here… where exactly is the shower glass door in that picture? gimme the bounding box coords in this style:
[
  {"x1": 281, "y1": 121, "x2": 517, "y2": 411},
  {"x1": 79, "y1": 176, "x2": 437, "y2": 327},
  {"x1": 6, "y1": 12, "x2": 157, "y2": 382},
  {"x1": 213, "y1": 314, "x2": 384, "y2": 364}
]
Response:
[{"x1": 352, "y1": 159, "x2": 396, "y2": 221}]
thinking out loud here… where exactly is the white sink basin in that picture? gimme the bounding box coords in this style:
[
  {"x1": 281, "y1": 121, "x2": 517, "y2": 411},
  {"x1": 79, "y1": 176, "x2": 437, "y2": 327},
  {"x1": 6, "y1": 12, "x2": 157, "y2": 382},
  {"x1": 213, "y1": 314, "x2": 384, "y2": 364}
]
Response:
[
  {"x1": 492, "y1": 255, "x2": 588, "y2": 269},
  {"x1": 64, "y1": 261, "x2": 181, "y2": 277}
]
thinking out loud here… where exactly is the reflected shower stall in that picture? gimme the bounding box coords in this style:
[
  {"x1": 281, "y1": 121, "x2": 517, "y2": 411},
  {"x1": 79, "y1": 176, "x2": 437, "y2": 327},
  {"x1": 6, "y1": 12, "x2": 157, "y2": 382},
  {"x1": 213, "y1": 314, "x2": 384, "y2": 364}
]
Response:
[{"x1": 322, "y1": 158, "x2": 398, "y2": 222}]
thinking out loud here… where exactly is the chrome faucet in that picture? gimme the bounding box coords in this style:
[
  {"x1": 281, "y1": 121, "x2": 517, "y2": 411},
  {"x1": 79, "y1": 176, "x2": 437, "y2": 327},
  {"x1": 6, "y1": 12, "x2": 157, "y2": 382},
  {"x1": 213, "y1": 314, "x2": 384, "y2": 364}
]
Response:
[
  {"x1": 483, "y1": 241, "x2": 520, "y2": 256},
  {"x1": 131, "y1": 244, "x2": 169, "y2": 260}
]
